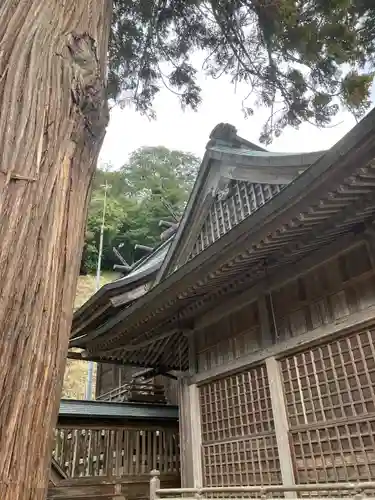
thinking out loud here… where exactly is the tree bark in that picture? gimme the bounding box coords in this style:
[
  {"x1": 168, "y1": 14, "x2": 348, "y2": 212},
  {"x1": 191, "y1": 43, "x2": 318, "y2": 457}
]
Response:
[{"x1": 0, "y1": 1, "x2": 112, "y2": 498}]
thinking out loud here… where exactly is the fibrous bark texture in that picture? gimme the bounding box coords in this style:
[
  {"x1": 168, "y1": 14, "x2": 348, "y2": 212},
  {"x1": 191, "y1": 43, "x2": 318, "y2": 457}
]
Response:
[{"x1": 0, "y1": 1, "x2": 112, "y2": 499}]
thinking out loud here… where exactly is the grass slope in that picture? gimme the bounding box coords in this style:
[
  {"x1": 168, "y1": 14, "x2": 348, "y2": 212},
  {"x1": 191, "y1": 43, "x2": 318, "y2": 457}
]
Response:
[{"x1": 62, "y1": 272, "x2": 118, "y2": 400}]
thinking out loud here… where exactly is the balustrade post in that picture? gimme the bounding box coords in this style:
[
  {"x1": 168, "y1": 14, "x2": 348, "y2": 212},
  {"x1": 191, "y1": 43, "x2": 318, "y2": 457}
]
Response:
[{"x1": 150, "y1": 470, "x2": 161, "y2": 500}]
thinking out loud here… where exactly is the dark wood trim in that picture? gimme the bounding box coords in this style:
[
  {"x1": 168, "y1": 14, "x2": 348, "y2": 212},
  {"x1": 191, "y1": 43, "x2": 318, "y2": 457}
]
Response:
[
  {"x1": 83, "y1": 111, "x2": 375, "y2": 348},
  {"x1": 190, "y1": 305, "x2": 375, "y2": 385},
  {"x1": 195, "y1": 233, "x2": 362, "y2": 332}
]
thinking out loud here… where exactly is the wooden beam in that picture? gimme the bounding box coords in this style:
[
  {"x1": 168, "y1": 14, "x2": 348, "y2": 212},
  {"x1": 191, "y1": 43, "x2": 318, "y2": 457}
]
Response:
[
  {"x1": 156, "y1": 158, "x2": 222, "y2": 282},
  {"x1": 135, "y1": 244, "x2": 154, "y2": 253},
  {"x1": 56, "y1": 418, "x2": 179, "y2": 430},
  {"x1": 132, "y1": 367, "x2": 178, "y2": 380},
  {"x1": 110, "y1": 283, "x2": 150, "y2": 307},
  {"x1": 191, "y1": 303, "x2": 375, "y2": 384},
  {"x1": 71, "y1": 302, "x2": 111, "y2": 338},
  {"x1": 47, "y1": 473, "x2": 180, "y2": 499},
  {"x1": 195, "y1": 233, "x2": 362, "y2": 333},
  {"x1": 221, "y1": 164, "x2": 302, "y2": 185},
  {"x1": 266, "y1": 357, "x2": 296, "y2": 496},
  {"x1": 91, "y1": 328, "x2": 190, "y2": 355},
  {"x1": 66, "y1": 351, "x2": 148, "y2": 369}
]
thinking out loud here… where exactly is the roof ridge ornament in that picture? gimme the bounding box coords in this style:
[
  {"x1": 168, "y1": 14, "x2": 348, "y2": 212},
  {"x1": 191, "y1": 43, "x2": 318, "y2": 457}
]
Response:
[{"x1": 209, "y1": 123, "x2": 237, "y2": 143}]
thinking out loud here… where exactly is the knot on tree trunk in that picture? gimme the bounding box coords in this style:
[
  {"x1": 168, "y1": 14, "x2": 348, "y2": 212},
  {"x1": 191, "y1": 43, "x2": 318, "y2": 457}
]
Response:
[{"x1": 67, "y1": 32, "x2": 109, "y2": 140}]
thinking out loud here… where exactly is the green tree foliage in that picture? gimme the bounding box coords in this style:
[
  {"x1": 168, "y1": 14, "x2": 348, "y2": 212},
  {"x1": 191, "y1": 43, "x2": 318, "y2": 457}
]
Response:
[
  {"x1": 82, "y1": 147, "x2": 200, "y2": 273},
  {"x1": 108, "y1": 0, "x2": 375, "y2": 144}
]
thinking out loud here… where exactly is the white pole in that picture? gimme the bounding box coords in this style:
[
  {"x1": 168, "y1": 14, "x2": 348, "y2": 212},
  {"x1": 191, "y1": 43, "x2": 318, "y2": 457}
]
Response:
[{"x1": 85, "y1": 180, "x2": 111, "y2": 400}]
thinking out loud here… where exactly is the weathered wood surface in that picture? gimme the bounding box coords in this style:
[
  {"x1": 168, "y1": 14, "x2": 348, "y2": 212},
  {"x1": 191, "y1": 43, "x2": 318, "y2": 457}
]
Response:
[
  {"x1": 151, "y1": 471, "x2": 375, "y2": 500},
  {"x1": 0, "y1": 1, "x2": 111, "y2": 498},
  {"x1": 193, "y1": 241, "x2": 375, "y2": 382},
  {"x1": 97, "y1": 382, "x2": 167, "y2": 404},
  {"x1": 48, "y1": 474, "x2": 180, "y2": 499},
  {"x1": 53, "y1": 425, "x2": 180, "y2": 479},
  {"x1": 50, "y1": 458, "x2": 68, "y2": 486}
]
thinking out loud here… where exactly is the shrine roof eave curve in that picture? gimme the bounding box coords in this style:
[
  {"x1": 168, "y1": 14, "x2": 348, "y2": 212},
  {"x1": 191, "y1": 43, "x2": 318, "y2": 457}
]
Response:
[{"x1": 67, "y1": 108, "x2": 375, "y2": 371}]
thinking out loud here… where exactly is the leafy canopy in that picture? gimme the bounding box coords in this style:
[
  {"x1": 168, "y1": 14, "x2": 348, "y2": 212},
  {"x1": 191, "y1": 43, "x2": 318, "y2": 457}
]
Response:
[
  {"x1": 82, "y1": 146, "x2": 199, "y2": 273},
  {"x1": 108, "y1": 0, "x2": 375, "y2": 143}
]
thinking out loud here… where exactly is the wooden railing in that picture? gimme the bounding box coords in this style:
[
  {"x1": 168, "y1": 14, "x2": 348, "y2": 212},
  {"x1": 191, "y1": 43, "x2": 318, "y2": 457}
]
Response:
[
  {"x1": 150, "y1": 471, "x2": 375, "y2": 500},
  {"x1": 53, "y1": 426, "x2": 179, "y2": 479},
  {"x1": 97, "y1": 382, "x2": 167, "y2": 404},
  {"x1": 48, "y1": 473, "x2": 179, "y2": 500}
]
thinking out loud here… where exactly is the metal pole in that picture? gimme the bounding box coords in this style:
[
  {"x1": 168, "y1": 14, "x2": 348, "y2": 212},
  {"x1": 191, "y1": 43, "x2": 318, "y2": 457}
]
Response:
[{"x1": 85, "y1": 180, "x2": 111, "y2": 400}]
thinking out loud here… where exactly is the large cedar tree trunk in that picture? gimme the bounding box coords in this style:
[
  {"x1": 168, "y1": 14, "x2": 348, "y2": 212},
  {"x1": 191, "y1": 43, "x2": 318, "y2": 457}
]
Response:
[{"x1": 0, "y1": 1, "x2": 112, "y2": 498}]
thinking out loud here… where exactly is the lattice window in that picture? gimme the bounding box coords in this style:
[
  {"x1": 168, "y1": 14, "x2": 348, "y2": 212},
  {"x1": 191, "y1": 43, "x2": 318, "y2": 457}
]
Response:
[
  {"x1": 281, "y1": 329, "x2": 375, "y2": 484},
  {"x1": 200, "y1": 365, "x2": 281, "y2": 486},
  {"x1": 281, "y1": 329, "x2": 375, "y2": 427},
  {"x1": 291, "y1": 418, "x2": 375, "y2": 483},
  {"x1": 203, "y1": 435, "x2": 281, "y2": 487},
  {"x1": 189, "y1": 181, "x2": 286, "y2": 260}
]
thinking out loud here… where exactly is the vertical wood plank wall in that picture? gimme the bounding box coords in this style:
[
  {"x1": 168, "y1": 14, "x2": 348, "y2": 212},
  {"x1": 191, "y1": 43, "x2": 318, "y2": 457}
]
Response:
[
  {"x1": 196, "y1": 301, "x2": 261, "y2": 373},
  {"x1": 195, "y1": 242, "x2": 375, "y2": 488}
]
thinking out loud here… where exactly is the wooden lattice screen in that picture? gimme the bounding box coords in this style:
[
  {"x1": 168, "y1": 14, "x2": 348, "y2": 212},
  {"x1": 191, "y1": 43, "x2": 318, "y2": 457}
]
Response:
[
  {"x1": 189, "y1": 180, "x2": 286, "y2": 260},
  {"x1": 280, "y1": 328, "x2": 375, "y2": 484},
  {"x1": 199, "y1": 364, "x2": 281, "y2": 487},
  {"x1": 53, "y1": 426, "x2": 179, "y2": 478}
]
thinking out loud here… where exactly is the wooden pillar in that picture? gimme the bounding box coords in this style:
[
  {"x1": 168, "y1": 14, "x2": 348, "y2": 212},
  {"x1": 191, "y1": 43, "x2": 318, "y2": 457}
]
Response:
[
  {"x1": 266, "y1": 356, "x2": 296, "y2": 494},
  {"x1": 187, "y1": 331, "x2": 197, "y2": 375},
  {"x1": 258, "y1": 295, "x2": 273, "y2": 347},
  {"x1": 178, "y1": 378, "x2": 203, "y2": 488},
  {"x1": 364, "y1": 227, "x2": 375, "y2": 270},
  {"x1": 189, "y1": 383, "x2": 203, "y2": 487}
]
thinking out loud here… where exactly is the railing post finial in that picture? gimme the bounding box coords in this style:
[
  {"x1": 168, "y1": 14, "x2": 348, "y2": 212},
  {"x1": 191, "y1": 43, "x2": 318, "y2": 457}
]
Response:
[{"x1": 150, "y1": 470, "x2": 161, "y2": 500}]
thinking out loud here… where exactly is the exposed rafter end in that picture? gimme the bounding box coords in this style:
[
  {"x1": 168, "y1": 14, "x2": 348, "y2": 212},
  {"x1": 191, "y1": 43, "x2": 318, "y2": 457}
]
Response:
[
  {"x1": 66, "y1": 350, "x2": 182, "y2": 373},
  {"x1": 67, "y1": 350, "x2": 126, "y2": 366},
  {"x1": 112, "y1": 246, "x2": 130, "y2": 267},
  {"x1": 98, "y1": 327, "x2": 192, "y2": 356},
  {"x1": 135, "y1": 244, "x2": 154, "y2": 254},
  {"x1": 159, "y1": 220, "x2": 177, "y2": 229},
  {"x1": 113, "y1": 264, "x2": 133, "y2": 273}
]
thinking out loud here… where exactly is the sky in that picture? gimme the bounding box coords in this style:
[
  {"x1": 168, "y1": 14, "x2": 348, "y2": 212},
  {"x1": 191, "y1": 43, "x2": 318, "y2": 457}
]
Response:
[{"x1": 99, "y1": 68, "x2": 373, "y2": 169}]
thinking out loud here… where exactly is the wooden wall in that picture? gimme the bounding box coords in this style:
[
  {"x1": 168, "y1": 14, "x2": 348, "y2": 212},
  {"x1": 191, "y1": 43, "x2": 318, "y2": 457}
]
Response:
[
  {"x1": 270, "y1": 242, "x2": 375, "y2": 342},
  {"x1": 196, "y1": 242, "x2": 375, "y2": 374},
  {"x1": 193, "y1": 240, "x2": 375, "y2": 488},
  {"x1": 196, "y1": 300, "x2": 261, "y2": 372}
]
